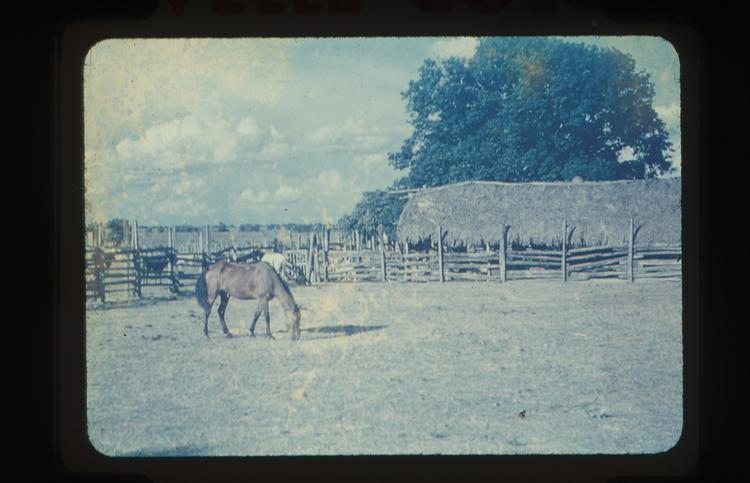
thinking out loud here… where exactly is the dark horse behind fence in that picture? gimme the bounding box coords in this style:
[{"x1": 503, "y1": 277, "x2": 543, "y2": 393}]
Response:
[{"x1": 195, "y1": 260, "x2": 301, "y2": 340}]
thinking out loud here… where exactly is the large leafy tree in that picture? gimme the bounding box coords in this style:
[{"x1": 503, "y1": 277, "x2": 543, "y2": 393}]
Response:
[
  {"x1": 336, "y1": 190, "x2": 406, "y2": 239},
  {"x1": 388, "y1": 37, "x2": 673, "y2": 187}
]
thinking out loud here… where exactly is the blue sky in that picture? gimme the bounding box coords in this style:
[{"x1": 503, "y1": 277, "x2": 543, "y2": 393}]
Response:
[{"x1": 84, "y1": 36, "x2": 680, "y2": 226}]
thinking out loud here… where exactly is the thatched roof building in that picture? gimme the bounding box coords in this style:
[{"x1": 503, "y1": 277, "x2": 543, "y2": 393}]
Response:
[{"x1": 397, "y1": 178, "x2": 681, "y2": 247}]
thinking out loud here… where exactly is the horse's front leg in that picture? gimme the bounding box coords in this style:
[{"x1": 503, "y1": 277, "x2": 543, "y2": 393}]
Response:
[{"x1": 261, "y1": 298, "x2": 274, "y2": 339}]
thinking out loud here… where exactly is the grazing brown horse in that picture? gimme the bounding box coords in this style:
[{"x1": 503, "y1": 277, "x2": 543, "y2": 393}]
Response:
[{"x1": 195, "y1": 260, "x2": 301, "y2": 340}]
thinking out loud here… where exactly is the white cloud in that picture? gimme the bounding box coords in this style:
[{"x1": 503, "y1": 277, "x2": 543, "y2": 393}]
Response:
[
  {"x1": 305, "y1": 125, "x2": 337, "y2": 145},
  {"x1": 83, "y1": 38, "x2": 430, "y2": 224},
  {"x1": 86, "y1": 39, "x2": 290, "y2": 124},
  {"x1": 274, "y1": 184, "x2": 303, "y2": 202},
  {"x1": 269, "y1": 125, "x2": 283, "y2": 140},
  {"x1": 212, "y1": 129, "x2": 238, "y2": 162},
  {"x1": 306, "y1": 118, "x2": 373, "y2": 146},
  {"x1": 237, "y1": 117, "x2": 260, "y2": 138},
  {"x1": 316, "y1": 170, "x2": 343, "y2": 194},
  {"x1": 304, "y1": 118, "x2": 410, "y2": 152},
  {"x1": 172, "y1": 178, "x2": 191, "y2": 195},
  {"x1": 653, "y1": 102, "x2": 681, "y2": 175},
  {"x1": 432, "y1": 37, "x2": 478, "y2": 59},
  {"x1": 353, "y1": 153, "x2": 389, "y2": 172},
  {"x1": 256, "y1": 141, "x2": 291, "y2": 162},
  {"x1": 239, "y1": 187, "x2": 270, "y2": 204},
  {"x1": 114, "y1": 114, "x2": 277, "y2": 169},
  {"x1": 655, "y1": 103, "x2": 680, "y2": 127},
  {"x1": 114, "y1": 138, "x2": 134, "y2": 158}
]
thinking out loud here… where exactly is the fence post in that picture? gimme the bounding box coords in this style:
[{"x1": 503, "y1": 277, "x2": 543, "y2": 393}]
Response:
[
  {"x1": 323, "y1": 227, "x2": 330, "y2": 283},
  {"x1": 306, "y1": 232, "x2": 315, "y2": 284},
  {"x1": 94, "y1": 248, "x2": 106, "y2": 302},
  {"x1": 168, "y1": 226, "x2": 178, "y2": 293},
  {"x1": 205, "y1": 224, "x2": 211, "y2": 257},
  {"x1": 485, "y1": 241, "x2": 491, "y2": 279},
  {"x1": 627, "y1": 217, "x2": 635, "y2": 282},
  {"x1": 378, "y1": 225, "x2": 387, "y2": 282},
  {"x1": 312, "y1": 250, "x2": 318, "y2": 284},
  {"x1": 499, "y1": 224, "x2": 508, "y2": 283},
  {"x1": 437, "y1": 225, "x2": 445, "y2": 283},
  {"x1": 132, "y1": 220, "x2": 142, "y2": 298},
  {"x1": 561, "y1": 219, "x2": 568, "y2": 282}
]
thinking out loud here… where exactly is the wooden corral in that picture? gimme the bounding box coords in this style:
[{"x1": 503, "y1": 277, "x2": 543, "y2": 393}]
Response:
[{"x1": 86, "y1": 177, "x2": 682, "y2": 302}]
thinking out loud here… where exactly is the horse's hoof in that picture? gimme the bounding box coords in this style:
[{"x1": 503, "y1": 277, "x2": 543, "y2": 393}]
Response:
[{"x1": 224, "y1": 332, "x2": 233, "y2": 338}]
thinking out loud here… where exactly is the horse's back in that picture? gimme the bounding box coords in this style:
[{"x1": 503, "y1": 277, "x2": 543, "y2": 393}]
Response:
[{"x1": 208, "y1": 260, "x2": 279, "y2": 299}]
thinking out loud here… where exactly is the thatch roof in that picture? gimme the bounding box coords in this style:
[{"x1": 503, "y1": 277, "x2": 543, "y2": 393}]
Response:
[{"x1": 397, "y1": 178, "x2": 681, "y2": 247}]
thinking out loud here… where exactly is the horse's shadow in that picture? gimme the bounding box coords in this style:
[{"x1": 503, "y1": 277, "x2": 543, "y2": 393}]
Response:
[{"x1": 302, "y1": 324, "x2": 387, "y2": 339}]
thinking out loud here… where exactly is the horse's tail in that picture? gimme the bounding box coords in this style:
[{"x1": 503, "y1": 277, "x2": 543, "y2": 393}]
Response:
[{"x1": 195, "y1": 267, "x2": 210, "y2": 311}]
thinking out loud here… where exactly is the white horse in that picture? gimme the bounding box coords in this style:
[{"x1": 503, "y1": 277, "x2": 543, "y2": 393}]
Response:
[{"x1": 261, "y1": 251, "x2": 286, "y2": 277}]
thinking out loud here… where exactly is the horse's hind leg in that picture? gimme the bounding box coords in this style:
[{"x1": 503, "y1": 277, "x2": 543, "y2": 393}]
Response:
[
  {"x1": 202, "y1": 292, "x2": 218, "y2": 337},
  {"x1": 217, "y1": 291, "x2": 232, "y2": 337},
  {"x1": 203, "y1": 303, "x2": 213, "y2": 338}
]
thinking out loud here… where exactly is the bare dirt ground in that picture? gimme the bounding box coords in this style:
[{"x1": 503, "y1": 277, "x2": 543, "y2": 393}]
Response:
[{"x1": 86, "y1": 279, "x2": 682, "y2": 456}]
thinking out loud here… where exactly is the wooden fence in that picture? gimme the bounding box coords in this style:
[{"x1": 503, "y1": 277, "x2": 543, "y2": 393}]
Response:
[
  {"x1": 303, "y1": 218, "x2": 681, "y2": 284},
  {"x1": 86, "y1": 219, "x2": 681, "y2": 302}
]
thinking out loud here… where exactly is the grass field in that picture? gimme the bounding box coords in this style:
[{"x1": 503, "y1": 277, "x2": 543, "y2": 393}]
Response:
[{"x1": 86, "y1": 279, "x2": 682, "y2": 456}]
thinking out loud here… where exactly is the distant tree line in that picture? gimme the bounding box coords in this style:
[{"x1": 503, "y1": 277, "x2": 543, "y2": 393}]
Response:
[{"x1": 88, "y1": 220, "x2": 335, "y2": 241}]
